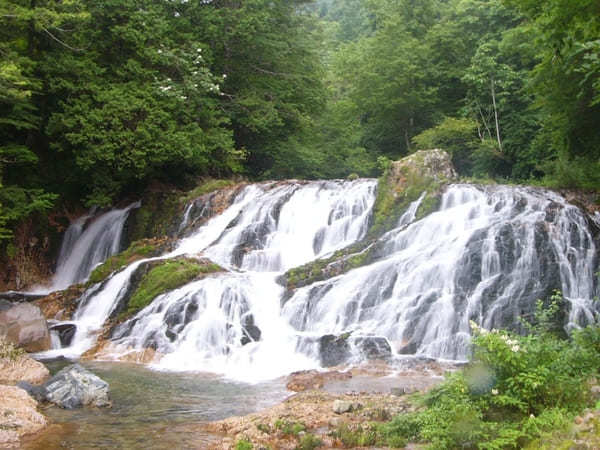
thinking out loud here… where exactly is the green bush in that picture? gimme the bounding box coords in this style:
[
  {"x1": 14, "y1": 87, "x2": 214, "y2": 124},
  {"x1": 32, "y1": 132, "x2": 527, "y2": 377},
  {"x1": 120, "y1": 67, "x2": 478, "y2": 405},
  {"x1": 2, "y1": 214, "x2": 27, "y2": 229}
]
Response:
[
  {"x1": 274, "y1": 419, "x2": 306, "y2": 436},
  {"x1": 378, "y1": 291, "x2": 600, "y2": 449},
  {"x1": 234, "y1": 439, "x2": 253, "y2": 450},
  {"x1": 296, "y1": 433, "x2": 323, "y2": 450}
]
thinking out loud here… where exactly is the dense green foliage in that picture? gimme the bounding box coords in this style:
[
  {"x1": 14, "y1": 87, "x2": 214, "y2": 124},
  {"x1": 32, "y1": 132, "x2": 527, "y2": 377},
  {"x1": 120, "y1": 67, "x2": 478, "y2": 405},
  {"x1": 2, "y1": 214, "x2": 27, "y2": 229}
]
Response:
[
  {"x1": 0, "y1": 0, "x2": 323, "y2": 241},
  {"x1": 304, "y1": 0, "x2": 599, "y2": 182},
  {"x1": 2, "y1": 0, "x2": 599, "y2": 243}
]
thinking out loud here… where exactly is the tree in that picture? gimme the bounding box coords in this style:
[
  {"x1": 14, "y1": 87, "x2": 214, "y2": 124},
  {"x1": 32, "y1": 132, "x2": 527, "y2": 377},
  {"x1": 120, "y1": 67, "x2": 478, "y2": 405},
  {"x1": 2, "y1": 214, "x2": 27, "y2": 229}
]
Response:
[
  {"x1": 0, "y1": 0, "x2": 83, "y2": 239},
  {"x1": 503, "y1": 0, "x2": 600, "y2": 187}
]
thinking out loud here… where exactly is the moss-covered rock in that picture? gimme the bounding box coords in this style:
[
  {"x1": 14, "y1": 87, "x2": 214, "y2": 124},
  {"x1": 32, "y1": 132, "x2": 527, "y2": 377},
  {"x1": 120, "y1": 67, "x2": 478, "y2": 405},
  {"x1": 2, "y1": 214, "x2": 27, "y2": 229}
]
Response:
[
  {"x1": 368, "y1": 148, "x2": 456, "y2": 239},
  {"x1": 283, "y1": 149, "x2": 457, "y2": 290},
  {"x1": 114, "y1": 257, "x2": 223, "y2": 321},
  {"x1": 88, "y1": 237, "x2": 174, "y2": 284}
]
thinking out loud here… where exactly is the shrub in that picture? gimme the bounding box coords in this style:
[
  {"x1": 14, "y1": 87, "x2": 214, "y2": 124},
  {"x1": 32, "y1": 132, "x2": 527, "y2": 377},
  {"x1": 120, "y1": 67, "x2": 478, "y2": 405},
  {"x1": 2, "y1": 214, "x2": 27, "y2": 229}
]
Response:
[
  {"x1": 274, "y1": 419, "x2": 306, "y2": 436},
  {"x1": 378, "y1": 291, "x2": 600, "y2": 449},
  {"x1": 234, "y1": 439, "x2": 253, "y2": 450},
  {"x1": 296, "y1": 433, "x2": 323, "y2": 450}
]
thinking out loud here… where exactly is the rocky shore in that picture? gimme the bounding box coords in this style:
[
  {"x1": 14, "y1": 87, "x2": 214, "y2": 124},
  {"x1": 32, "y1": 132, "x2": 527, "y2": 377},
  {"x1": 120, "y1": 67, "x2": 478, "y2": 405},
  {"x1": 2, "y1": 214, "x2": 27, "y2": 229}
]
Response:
[{"x1": 202, "y1": 360, "x2": 450, "y2": 449}]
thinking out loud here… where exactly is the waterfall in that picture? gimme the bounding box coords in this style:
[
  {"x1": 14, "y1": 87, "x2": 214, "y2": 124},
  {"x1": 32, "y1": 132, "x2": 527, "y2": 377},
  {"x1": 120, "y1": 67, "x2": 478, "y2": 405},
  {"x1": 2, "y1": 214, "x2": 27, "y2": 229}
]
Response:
[
  {"x1": 50, "y1": 202, "x2": 139, "y2": 292},
  {"x1": 283, "y1": 184, "x2": 599, "y2": 361},
  {"x1": 49, "y1": 181, "x2": 599, "y2": 381}
]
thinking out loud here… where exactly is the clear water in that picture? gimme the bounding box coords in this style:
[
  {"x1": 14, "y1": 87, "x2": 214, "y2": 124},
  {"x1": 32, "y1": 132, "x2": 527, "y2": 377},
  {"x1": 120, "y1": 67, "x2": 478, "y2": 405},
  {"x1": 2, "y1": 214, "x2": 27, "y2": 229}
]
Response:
[{"x1": 24, "y1": 360, "x2": 288, "y2": 449}]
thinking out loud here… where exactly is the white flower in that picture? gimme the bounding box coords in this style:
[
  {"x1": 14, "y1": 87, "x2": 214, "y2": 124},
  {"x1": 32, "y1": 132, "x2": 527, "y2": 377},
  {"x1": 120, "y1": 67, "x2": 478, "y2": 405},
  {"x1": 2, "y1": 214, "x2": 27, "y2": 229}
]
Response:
[
  {"x1": 511, "y1": 345, "x2": 520, "y2": 352},
  {"x1": 491, "y1": 389, "x2": 499, "y2": 395}
]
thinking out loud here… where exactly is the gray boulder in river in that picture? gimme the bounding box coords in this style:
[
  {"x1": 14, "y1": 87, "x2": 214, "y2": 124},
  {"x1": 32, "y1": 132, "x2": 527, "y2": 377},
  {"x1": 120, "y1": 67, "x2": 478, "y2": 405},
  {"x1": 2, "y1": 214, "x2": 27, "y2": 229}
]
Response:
[{"x1": 43, "y1": 364, "x2": 111, "y2": 409}]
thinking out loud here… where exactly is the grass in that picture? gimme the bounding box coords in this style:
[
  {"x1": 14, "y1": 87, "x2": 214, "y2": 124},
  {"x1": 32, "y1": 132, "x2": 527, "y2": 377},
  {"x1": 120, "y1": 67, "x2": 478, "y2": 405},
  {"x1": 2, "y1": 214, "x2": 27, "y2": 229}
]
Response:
[
  {"x1": 124, "y1": 258, "x2": 222, "y2": 317},
  {"x1": 0, "y1": 337, "x2": 25, "y2": 361},
  {"x1": 296, "y1": 433, "x2": 323, "y2": 449},
  {"x1": 234, "y1": 439, "x2": 253, "y2": 450},
  {"x1": 274, "y1": 419, "x2": 306, "y2": 436}
]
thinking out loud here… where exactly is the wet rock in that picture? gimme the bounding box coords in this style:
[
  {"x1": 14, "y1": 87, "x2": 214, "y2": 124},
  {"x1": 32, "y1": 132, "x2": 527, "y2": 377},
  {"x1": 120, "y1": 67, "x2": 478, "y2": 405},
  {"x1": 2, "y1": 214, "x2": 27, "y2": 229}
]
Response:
[
  {"x1": 0, "y1": 303, "x2": 51, "y2": 352},
  {"x1": 16, "y1": 381, "x2": 47, "y2": 402},
  {"x1": 319, "y1": 333, "x2": 351, "y2": 367},
  {"x1": 0, "y1": 292, "x2": 45, "y2": 303},
  {"x1": 241, "y1": 325, "x2": 261, "y2": 345},
  {"x1": 49, "y1": 322, "x2": 76, "y2": 347},
  {"x1": 0, "y1": 299, "x2": 13, "y2": 312},
  {"x1": 241, "y1": 315, "x2": 261, "y2": 345},
  {"x1": 353, "y1": 336, "x2": 392, "y2": 360},
  {"x1": 43, "y1": 364, "x2": 111, "y2": 409}
]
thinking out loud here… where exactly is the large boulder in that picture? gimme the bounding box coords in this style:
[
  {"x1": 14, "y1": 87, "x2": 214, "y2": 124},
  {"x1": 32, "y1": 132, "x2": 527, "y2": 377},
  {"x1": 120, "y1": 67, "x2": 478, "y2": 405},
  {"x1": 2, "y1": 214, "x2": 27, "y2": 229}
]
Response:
[
  {"x1": 388, "y1": 149, "x2": 457, "y2": 187},
  {"x1": 0, "y1": 385, "x2": 47, "y2": 446},
  {"x1": 0, "y1": 303, "x2": 51, "y2": 352},
  {"x1": 43, "y1": 364, "x2": 111, "y2": 409}
]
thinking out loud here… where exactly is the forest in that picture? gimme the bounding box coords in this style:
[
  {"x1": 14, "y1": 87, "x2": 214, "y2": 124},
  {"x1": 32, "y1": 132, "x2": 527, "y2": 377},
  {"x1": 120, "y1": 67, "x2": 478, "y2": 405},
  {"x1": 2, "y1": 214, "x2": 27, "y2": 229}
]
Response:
[{"x1": 1, "y1": 0, "x2": 599, "y2": 241}]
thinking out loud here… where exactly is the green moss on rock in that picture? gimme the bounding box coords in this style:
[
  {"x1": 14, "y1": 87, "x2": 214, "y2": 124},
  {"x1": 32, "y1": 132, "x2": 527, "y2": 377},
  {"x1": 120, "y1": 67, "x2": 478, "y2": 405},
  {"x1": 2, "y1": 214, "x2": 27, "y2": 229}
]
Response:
[
  {"x1": 124, "y1": 258, "x2": 222, "y2": 317},
  {"x1": 89, "y1": 238, "x2": 172, "y2": 284}
]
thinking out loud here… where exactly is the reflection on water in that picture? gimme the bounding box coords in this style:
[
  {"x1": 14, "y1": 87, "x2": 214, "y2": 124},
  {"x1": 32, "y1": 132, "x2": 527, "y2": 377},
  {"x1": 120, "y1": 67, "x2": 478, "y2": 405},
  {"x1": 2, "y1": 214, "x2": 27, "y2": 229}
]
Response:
[{"x1": 24, "y1": 360, "x2": 289, "y2": 449}]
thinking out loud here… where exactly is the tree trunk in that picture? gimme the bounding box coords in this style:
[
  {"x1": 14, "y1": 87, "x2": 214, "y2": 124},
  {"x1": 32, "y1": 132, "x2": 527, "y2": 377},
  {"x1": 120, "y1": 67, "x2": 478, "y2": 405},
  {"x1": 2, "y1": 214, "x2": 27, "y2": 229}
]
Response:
[{"x1": 491, "y1": 78, "x2": 503, "y2": 152}]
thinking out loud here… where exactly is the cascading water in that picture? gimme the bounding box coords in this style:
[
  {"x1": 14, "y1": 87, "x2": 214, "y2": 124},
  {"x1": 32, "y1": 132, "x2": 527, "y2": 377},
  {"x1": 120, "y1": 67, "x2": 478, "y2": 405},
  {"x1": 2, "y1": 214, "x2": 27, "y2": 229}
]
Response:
[
  {"x1": 49, "y1": 202, "x2": 139, "y2": 292},
  {"x1": 56, "y1": 180, "x2": 377, "y2": 379},
  {"x1": 52, "y1": 180, "x2": 600, "y2": 381},
  {"x1": 284, "y1": 184, "x2": 599, "y2": 361}
]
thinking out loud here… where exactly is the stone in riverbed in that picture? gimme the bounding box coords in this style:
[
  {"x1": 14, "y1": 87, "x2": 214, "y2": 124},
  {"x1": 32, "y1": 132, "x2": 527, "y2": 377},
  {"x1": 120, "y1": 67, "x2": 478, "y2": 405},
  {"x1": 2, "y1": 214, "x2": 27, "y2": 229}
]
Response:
[
  {"x1": 0, "y1": 303, "x2": 51, "y2": 352},
  {"x1": 332, "y1": 399, "x2": 361, "y2": 414},
  {"x1": 43, "y1": 364, "x2": 111, "y2": 409}
]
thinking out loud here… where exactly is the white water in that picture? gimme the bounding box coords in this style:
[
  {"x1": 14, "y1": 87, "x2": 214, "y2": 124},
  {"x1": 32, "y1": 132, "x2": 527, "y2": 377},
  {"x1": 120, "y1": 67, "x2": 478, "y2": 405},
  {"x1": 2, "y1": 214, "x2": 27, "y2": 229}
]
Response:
[
  {"x1": 284, "y1": 184, "x2": 599, "y2": 360},
  {"x1": 48, "y1": 181, "x2": 599, "y2": 380},
  {"x1": 48, "y1": 203, "x2": 139, "y2": 292}
]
